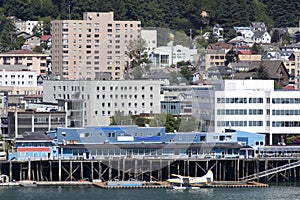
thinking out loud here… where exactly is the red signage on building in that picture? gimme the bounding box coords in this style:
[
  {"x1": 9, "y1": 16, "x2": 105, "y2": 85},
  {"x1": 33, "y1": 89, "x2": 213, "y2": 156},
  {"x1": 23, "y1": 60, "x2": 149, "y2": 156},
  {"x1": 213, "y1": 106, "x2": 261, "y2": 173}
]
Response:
[{"x1": 18, "y1": 147, "x2": 50, "y2": 152}]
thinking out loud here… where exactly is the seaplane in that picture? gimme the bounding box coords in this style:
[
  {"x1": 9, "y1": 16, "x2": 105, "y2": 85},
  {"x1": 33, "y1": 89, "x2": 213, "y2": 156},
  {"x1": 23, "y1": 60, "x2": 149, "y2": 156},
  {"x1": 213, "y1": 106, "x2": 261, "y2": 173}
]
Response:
[{"x1": 167, "y1": 170, "x2": 213, "y2": 189}]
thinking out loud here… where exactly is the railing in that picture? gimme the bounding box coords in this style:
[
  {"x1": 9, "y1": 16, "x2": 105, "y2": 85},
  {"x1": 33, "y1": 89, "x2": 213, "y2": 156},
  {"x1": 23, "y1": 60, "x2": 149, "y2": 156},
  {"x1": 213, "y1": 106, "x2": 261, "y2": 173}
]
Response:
[{"x1": 240, "y1": 160, "x2": 300, "y2": 181}]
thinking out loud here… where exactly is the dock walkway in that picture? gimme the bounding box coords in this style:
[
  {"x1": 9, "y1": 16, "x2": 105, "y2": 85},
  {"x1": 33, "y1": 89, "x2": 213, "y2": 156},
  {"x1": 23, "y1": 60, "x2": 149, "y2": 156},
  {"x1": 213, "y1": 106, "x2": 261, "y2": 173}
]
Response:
[{"x1": 93, "y1": 181, "x2": 170, "y2": 189}]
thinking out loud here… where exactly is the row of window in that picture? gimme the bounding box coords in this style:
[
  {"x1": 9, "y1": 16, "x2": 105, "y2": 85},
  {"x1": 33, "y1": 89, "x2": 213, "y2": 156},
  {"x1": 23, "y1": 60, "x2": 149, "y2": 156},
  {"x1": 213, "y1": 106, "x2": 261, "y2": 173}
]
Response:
[
  {"x1": 271, "y1": 98, "x2": 300, "y2": 104},
  {"x1": 20, "y1": 143, "x2": 50, "y2": 147},
  {"x1": 0, "y1": 75, "x2": 34, "y2": 79},
  {"x1": 62, "y1": 37, "x2": 135, "y2": 45},
  {"x1": 272, "y1": 110, "x2": 300, "y2": 115},
  {"x1": 272, "y1": 121, "x2": 300, "y2": 127},
  {"x1": 74, "y1": 148, "x2": 240, "y2": 156},
  {"x1": 217, "y1": 109, "x2": 300, "y2": 116},
  {"x1": 97, "y1": 94, "x2": 153, "y2": 100},
  {"x1": 95, "y1": 110, "x2": 143, "y2": 116},
  {"x1": 218, "y1": 120, "x2": 300, "y2": 127},
  {"x1": 2, "y1": 57, "x2": 36, "y2": 60},
  {"x1": 217, "y1": 121, "x2": 263, "y2": 127},
  {"x1": 96, "y1": 86, "x2": 153, "y2": 91},
  {"x1": 217, "y1": 97, "x2": 263, "y2": 104},
  {"x1": 217, "y1": 109, "x2": 264, "y2": 115},
  {"x1": 217, "y1": 97, "x2": 300, "y2": 104},
  {"x1": 54, "y1": 85, "x2": 154, "y2": 92},
  {"x1": 96, "y1": 102, "x2": 153, "y2": 108},
  {"x1": 161, "y1": 105, "x2": 180, "y2": 110},
  {"x1": 0, "y1": 81, "x2": 33, "y2": 85},
  {"x1": 61, "y1": 22, "x2": 140, "y2": 28}
]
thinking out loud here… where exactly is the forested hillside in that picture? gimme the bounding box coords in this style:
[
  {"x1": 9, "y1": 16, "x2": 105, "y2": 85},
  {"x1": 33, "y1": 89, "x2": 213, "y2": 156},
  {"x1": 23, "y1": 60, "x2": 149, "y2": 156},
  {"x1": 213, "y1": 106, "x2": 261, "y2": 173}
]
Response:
[{"x1": 0, "y1": 0, "x2": 299, "y2": 38}]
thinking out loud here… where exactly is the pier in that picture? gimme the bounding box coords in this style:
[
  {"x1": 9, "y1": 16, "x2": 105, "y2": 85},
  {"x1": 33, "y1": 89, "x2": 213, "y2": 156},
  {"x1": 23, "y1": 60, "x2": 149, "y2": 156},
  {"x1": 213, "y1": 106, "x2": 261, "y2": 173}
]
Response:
[{"x1": 0, "y1": 158, "x2": 300, "y2": 183}]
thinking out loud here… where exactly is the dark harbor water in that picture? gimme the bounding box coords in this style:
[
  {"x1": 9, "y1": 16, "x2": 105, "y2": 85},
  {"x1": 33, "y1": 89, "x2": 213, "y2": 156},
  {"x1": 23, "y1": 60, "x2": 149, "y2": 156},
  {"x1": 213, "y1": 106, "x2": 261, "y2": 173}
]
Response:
[{"x1": 0, "y1": 183, "x2": 299, "y2": 200}]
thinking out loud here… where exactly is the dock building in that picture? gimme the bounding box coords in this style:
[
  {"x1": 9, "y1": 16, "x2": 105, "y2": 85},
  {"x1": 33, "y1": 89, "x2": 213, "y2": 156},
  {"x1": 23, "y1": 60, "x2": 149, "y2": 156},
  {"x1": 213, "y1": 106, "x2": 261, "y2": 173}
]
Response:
[{"x1": 42, "y1": 125, "x2": 265, "y2": 161}]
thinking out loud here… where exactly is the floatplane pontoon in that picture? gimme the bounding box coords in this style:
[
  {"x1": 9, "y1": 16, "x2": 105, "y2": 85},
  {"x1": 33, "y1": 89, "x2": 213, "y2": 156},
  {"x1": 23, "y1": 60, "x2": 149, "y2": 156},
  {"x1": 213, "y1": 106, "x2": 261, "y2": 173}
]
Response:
[{"x1": 167, "y1": 170, "x2": 213, "y2": 189}]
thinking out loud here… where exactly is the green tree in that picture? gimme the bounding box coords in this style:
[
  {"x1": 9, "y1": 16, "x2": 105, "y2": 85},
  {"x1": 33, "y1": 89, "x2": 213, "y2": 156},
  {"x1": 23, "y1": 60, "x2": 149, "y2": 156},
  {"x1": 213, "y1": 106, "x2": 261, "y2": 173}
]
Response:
[
  {"x1": 110, "y1": 110, "x2": 133, "y2": 125},
  {"x1": 125, "y1": 38, "x2": 151, "y2": 79},
  {"x1": 169, "y1": 71, "x2": 181, "y2": 85},
  {"x1": 0, "y1": 16, "x2": 16, "y2": 52},
  {"x1": 173, "y1": 30, "x2": 193, "y2": 47},
  {"x1": 165, "y1": 113, "x2": 176, "y2": 132},
  {"x1": 254, "y1": 62, "x2": 269, "y2": 79},
  {"x1": 132, "y1": 116, "x2": 149, "y2": 127},
  {"x1": 253, "y1": 0, "x2": 274, "y2": 29},
  {"x1": 126, "y1": 38, "x2": 150, "y2": 69},
  {"x1": 179, "y1": 66, "x2": 192, "y2": 84},
  {"x1": 33, "y1": 45, "x2": 43, "y2": 53},
  {"x1": 132, "y1": 65, "x2": 143, "y2": 80},
  {"x1": 149, "y1": 113, "x2": 167, "y2": 127},
  {"x1": 251, "y1": 43, "x2": 264, "y2": 55},
  {"x1": 207, "y1": 33, "x2": 217, "y2": 44},
  {"x1": 178, "y1": 116, "x2": 201, "y2": 132},
  {"x1": 32, "y1": 22, "x2": 44, "y2": 36},
  {"x1": 11, "y1": 36, "x2": 25, "y2": 50},
  {"x1": 287, "y1": 135, "x2": 296, "y2": 145},
  {"x1": 150, "y1": 113, "x2": 176, "y2": 132},
  {"x1": 280, "y1": 32, "x2": 291, "y2": 48},
  {"x1": 274, "y1": 80, "x2": 282, "y2": 89},
  {"x1": 38, "y1": 16, "x2": 53, "y2": 35}
]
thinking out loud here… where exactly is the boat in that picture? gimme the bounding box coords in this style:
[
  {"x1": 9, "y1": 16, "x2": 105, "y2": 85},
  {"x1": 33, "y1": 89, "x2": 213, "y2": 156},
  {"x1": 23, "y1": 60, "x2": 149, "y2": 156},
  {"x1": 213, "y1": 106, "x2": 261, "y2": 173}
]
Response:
[
  {"x1": 18, "y1": 180, "x2": 37, "y2": 187},
  {"x1": 167, "y1": 170, "x2": 213, "y2": 189}
]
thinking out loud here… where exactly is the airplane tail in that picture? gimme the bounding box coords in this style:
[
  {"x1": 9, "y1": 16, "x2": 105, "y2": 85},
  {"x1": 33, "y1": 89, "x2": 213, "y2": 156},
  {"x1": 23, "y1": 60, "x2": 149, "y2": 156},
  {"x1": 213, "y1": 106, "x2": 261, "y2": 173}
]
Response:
[{"x1": 204, "y1": 170, "x2": 213, "y2": 183}]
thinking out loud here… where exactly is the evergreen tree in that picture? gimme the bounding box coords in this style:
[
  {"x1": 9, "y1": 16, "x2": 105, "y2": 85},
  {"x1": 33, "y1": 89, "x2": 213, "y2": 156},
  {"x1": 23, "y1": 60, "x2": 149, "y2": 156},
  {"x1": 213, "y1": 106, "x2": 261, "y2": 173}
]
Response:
[
  {"x1": 0, "y1": 16, "x2": 16, "y2": 52},
  {"x1": 254, "y1": 62, "x2": 269, "y2": 79}
]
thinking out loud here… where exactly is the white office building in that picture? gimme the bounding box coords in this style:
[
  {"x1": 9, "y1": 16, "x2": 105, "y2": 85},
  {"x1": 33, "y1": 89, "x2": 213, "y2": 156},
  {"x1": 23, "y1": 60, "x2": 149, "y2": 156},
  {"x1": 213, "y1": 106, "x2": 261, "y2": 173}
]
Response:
[
  {"x1": 193, "y1": 80, "x2": 300, "y2": 145},
  {"x1": 43, "y1": 80, "x2": 161, "y2": 126}
]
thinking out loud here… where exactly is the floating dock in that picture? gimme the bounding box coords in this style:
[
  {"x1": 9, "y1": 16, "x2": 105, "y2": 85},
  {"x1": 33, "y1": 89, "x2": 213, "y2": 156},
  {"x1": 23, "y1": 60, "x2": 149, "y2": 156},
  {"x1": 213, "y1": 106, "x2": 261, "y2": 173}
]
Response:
[
  {"x1": 208, "y1": 181, "x2": 269, "y2": 188},
  {"x1": 36, "y1": 181, "x2": 92, "y2": 186},
  {"x1": 0, "y1": 181, "x2": 92, "y2": 187},
  {"x1": 93, "y1": 181, "x2": 268, "y2": 189},
  {"x1": 93, "y1": 181, "x2": 170, "y2": 189},
  {"x1": 0, "y1": 180, "x2": 268, "y2": 188}
]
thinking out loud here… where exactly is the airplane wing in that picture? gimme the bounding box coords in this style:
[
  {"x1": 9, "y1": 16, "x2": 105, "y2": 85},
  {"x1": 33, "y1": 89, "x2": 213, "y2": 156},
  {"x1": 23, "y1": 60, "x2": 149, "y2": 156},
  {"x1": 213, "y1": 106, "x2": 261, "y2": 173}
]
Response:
[
  {"x1": 167, "y1": 178, "x2": 183, "y2": 183},
  {"x1": 171, "y1": 174, "x2": 183, "y2": 178}
]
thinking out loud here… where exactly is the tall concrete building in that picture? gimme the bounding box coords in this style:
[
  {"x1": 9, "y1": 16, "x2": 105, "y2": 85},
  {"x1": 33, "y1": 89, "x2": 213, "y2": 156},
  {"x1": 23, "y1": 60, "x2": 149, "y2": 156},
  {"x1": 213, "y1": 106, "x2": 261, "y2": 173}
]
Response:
[{"x1": 51, "y1": 12, "x2": 141, "y2": 80}]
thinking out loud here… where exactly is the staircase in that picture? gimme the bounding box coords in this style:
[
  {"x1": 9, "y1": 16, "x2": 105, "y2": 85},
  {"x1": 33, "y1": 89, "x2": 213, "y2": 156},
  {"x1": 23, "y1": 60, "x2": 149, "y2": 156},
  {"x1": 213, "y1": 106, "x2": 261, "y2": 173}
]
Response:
[{"x1": 240, "y1": 160, "x2": 300, "y2": 181}]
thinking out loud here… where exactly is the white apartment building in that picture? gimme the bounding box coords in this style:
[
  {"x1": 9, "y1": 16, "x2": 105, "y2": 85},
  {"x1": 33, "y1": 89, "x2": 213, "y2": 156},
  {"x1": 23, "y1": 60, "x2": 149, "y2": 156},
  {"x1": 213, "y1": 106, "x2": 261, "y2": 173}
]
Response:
[
  {"x1": 15, "y1": 20, "x2": 42, "y2": 35},
  {"x1": 192, "y1": 80, "x2": 300, "y2": 145},
  {"x1": 0, "y1": 66, "x2": 42, "y2": 96},
  {"x1": 43, "y1": 80, "x2": 161, "y2": 126},
  {"x1": 150, "y1": 44, "x2": 197, "y2": 68},
  {"x1": 51, "y1": 12, "x2": 141, "y2": 80},
  {"x1": 0, "y1": 70, "x2": 37, "y2": 87},
  {"x1": 141, "y1": 29, "x2": 157, "y2": 54},
  {"x1": 233, "y1": 27, "x2": 254, "y2": 39}
]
